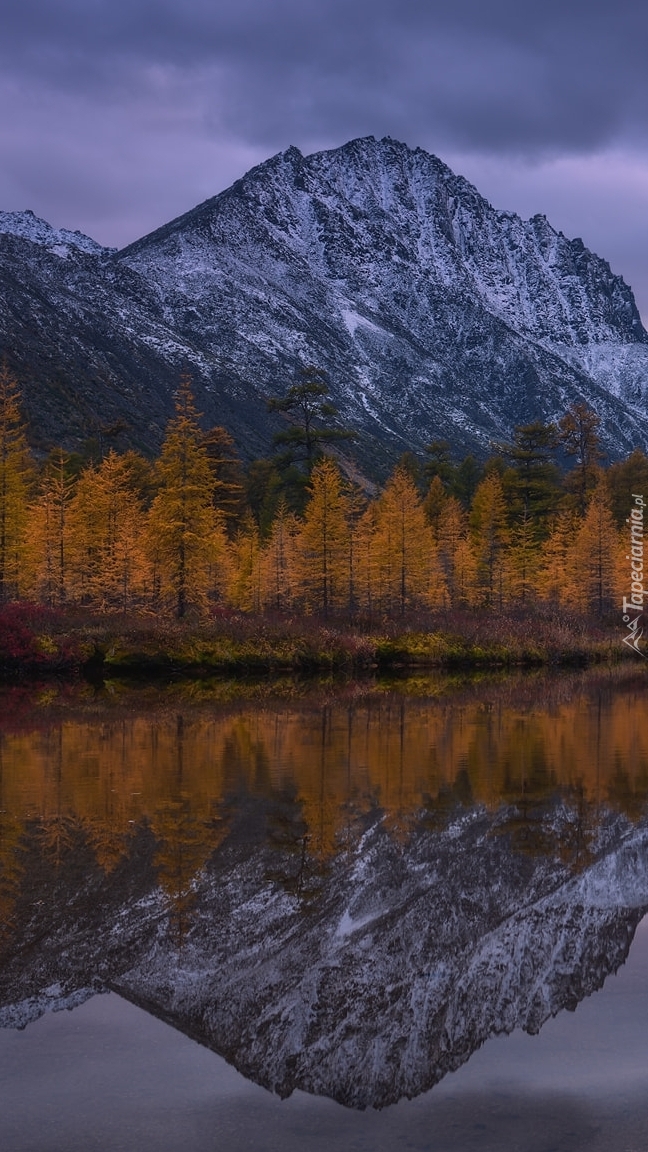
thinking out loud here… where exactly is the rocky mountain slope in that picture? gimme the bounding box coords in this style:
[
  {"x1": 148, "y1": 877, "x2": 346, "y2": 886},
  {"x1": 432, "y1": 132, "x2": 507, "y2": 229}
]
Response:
[{"x1": 2, "y1": 138, "x2": 648, "y2": 464}]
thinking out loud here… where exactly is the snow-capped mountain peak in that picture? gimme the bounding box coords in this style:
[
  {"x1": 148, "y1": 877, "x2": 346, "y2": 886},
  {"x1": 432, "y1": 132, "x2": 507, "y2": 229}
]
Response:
[
  {"x1": 0, "y1": 210, "x2": 112, "y2": 257},
  {"x1": 1, "y1": 137, "x2": 648, "y2": 461}
]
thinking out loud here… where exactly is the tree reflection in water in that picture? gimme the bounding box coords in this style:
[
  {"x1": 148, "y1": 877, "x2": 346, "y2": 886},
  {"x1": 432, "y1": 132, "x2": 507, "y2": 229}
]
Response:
[{"x1": 1, "y1": 668, "x2": 648, "y2": 1107}]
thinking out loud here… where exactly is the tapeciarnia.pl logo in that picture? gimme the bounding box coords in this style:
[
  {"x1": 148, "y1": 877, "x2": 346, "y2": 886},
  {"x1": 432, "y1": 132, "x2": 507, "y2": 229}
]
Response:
[{"x1": 622, "y1": 493, "x2": 646, "y2": 657}]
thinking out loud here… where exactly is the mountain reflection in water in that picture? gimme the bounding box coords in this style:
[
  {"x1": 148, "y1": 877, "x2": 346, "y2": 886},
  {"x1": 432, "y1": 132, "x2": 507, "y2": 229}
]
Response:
[{"x1": 1, "y1": 669, "x2": 648, "y2": 1109}]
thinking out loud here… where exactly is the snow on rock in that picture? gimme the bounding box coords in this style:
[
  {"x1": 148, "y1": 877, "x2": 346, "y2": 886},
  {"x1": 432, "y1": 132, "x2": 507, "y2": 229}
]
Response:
[
  {"x1": 1, "y1": 138, "x2": 648, "y2": 460},
  {"x1": 0, "y1": 210, "x2": 112, "y2": 255}
]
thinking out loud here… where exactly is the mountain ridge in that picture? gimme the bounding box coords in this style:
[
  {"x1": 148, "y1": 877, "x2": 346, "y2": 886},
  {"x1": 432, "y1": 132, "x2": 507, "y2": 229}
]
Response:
[{"x1": 2, "y1": 135, "x2": 648, "y2": 466}]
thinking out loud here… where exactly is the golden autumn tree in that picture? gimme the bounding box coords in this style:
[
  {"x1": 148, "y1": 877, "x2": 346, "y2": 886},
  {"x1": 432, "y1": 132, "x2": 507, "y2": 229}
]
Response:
[
  {"x1": 297, "y1": 458, "x2": 350, "y2": 615},
  {"x1": 65, "y1": 451, "x2": 149, "y2": 608},
  {"x1": 227, "y1": 513, "x2": 262, "y2": 612},
  {"x1": 570, "y1": 482, "x2": 619, "y2": 614},
  {"x1": 470, "y1": 473, "x2": 509, "y2": 607},
  {"x1": 437, "y1": 495, "x2": 477, "y2": 606},
  {"x1": 353, "y1": 503, "x2": 378, "y2": 617},
  {"x1": 261, "y1": 501, "x2": 299, "y2": 611},
  {"x1": 342, "y1": 484, "x2": 368, "y2": 615},
  {"x1": 534, "y1": 510, "x2": 579, "y2": 606},
  {"x1": 24, "y1": 450, "x2": 75, "y2": 605},
  {"x1": 147, "y1": 378, "x2": 224, "y2": 618},
  {"x1": 0, "y1": 367, "x2": 33, "y2": 600},
  {"x1": 507, "y1": 508, "x2": 542, "y2": 604},
  {"x1": 372, "y1": 467, "x2": 446, "y2": 614}
]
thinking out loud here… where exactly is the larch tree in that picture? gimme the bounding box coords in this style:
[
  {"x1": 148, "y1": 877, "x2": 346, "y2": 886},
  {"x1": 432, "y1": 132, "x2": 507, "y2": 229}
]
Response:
[
  {"x1": 373, "y1": 467, "x2": 444, "y2": 614},
  {"x1": 470, "y1": 473, "x2": 509, "y2": 608},
  {"x1": 64, "y1": 452, "x2": 148, "y2": 608},
  {"x1": 297, "y1": 458, "x2": 350, "y2": 616},
  {"x1": 353, "y1": 503, "x2": 379, "y2": 617},
  {"x1": 0, "y1": 367, "x2": 33, "y2": 601},
  {"x1": 571, "y1": 483, "x2": 619, "y2": 615},
  {"x1": 437, "y1": 495, "x2": 476, "y2": 606},
  {"x1": 227, "y1": 513, "x2": 263, "y2": 612},
  {"x1": 534, "y1": 510, "x2": 580, "y2": 606},
  {"x1": 147, "y1": 377, "x2": 223, "y2": 618},
  {"x1": 25, "y1": 450, "x2": 75, "y2": 605},
  {"x1": 261, "y1": 502, "x2": 299, "y2": 611}
]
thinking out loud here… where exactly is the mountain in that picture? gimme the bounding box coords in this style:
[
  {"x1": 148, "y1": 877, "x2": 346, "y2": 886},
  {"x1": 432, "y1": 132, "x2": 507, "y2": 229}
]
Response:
[{"x1": 2, "y1": 138, "x2": 648, "y2": 465}]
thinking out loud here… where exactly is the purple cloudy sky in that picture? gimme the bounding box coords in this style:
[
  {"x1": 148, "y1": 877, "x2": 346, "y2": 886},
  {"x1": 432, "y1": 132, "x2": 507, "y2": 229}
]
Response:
[{"x1": 2, "y1": 0, "x2": 648, "y2": 315}]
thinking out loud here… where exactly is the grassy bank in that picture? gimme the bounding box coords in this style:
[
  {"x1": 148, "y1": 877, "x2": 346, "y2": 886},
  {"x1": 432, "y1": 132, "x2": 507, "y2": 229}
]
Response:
[{"x1": 0, "y1": 602, "x2": 636, "y2": 680}]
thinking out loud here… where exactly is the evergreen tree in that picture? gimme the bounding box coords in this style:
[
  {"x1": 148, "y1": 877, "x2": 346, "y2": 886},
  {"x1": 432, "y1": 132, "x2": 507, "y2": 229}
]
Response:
[
  {"x1": 605, "y1": 448, "x2": 648, "y2": 527},
  {"x1": 507, "y1": 508, "x2": 540, "y2": 603},
  {"x1": 424, "y1": 440, "x2": 455, "y2": 489},
  {"x1": 452, "y1": 455, "x2": 482, "y2": 507},
  {"x1": 559, "y1": 402, "x2": 604, "y2": 514},
  {"x1": 344, "y1": 485, "x2": 369, "y2": 614},
  {"x1": 354, "y1": 504, "x2": 379, "y2": 617},
  {"x1": 268, "y1": 366, "x2": 355, "y2": 467},
  {"x1": 267, "y1": 366, "x2": 356, "y2": 514},
  {"x1": 500, "y1": 421, "x2": 561, "y2": 540},
  {"x1": 423, "y1": 475, "x2": 447, "y2": 538},
  {"x1": 202, "y1": 426, "x2": 247, "y2": 535},
  {"x1": 245, "y1": 458, "x2": 285, "y2": 536}
]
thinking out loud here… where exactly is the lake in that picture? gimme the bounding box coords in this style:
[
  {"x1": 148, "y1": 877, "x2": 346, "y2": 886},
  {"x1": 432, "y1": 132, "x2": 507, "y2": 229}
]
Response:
[{"x1": 1, "y1": 667, "x2": 648, "y2": 1150}]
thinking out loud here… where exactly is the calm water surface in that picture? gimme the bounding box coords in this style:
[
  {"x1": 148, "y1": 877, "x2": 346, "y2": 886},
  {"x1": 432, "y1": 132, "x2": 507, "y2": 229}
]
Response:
[{"x1": 1, "y1": 668, "x2": 648, "y2": 1150}]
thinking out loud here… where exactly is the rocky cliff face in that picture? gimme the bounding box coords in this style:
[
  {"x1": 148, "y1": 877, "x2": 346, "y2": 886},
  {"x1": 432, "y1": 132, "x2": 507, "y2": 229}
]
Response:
[
  {"x1": 2, "y1": 138, "x2": 648, "y2": 463},
  {"x1": 2, "y1": 794, "x2": 647, "y2": 1109}
]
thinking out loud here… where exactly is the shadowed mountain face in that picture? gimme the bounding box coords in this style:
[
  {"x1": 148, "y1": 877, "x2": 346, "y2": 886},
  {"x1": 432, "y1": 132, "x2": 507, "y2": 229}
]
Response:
[
  {"x1": 1, "y1": 138, "x2": 648, "y2": 463},
  {"x1": 2, "y1": 673, "x2": 648, "y2": 1109}
]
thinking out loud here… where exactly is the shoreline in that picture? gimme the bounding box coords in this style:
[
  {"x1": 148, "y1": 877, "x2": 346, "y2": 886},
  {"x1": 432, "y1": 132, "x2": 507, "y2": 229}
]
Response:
[{"x1": 0, "y1": 603, "x2": 638, "y2": 680}]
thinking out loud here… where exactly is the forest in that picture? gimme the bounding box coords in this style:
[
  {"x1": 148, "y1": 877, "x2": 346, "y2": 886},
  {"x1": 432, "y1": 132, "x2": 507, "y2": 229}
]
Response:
[{"x1": 0, "y1": 364, "x2": 646, "y2": 647}]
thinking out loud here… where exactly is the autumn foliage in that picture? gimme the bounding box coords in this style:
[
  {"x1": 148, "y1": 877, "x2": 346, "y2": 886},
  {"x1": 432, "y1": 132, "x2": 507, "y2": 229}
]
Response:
[{"x1": 0, "y1": 370, "x2": 642, "y2": 627}]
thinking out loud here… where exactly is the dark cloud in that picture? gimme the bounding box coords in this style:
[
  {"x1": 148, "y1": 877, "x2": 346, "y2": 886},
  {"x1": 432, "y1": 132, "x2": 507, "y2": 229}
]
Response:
[
  {"x1": 0, "y1": 0, "x2": 647, "y2": 316},
  {"x1": 1, "y1": 0, "x2": 647, "y2": 153}
]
